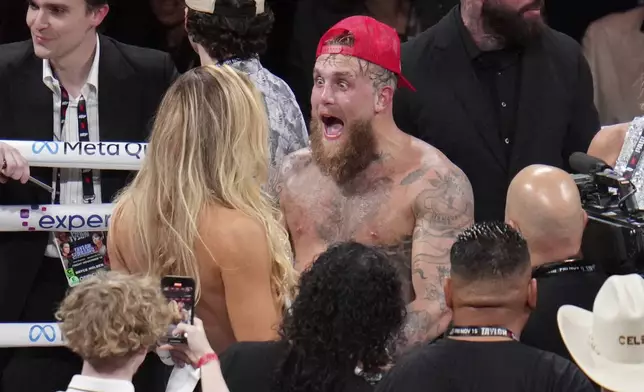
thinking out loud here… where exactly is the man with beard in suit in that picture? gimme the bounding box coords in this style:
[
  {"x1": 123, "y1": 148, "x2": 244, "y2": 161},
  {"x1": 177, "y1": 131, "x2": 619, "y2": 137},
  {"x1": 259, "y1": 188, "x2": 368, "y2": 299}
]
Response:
[{"x1": 394, "y1": 0, "x2": 599, "y2": 222}]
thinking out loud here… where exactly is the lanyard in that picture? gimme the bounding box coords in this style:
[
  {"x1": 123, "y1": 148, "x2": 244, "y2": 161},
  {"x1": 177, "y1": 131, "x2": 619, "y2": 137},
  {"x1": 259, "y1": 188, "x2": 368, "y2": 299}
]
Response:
[
  {"x1": 448, "y1": 326, "x2": 518, "y2": 341},
  {"x1": 531, "y1": 260, "x2": 596, "y2": 279},
  {"x1": 622, "y1": 122, "x2": 644, "y2": 180},
  {"x1": 54, "y1": 86, "x2": 95, "y2": 204}
]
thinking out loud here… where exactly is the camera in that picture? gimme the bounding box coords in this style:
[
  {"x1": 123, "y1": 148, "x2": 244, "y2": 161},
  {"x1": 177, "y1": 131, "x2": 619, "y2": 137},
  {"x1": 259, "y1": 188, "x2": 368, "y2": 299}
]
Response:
[{"x1": 570, "y1": 153, "x2": 644, "y2": 275}]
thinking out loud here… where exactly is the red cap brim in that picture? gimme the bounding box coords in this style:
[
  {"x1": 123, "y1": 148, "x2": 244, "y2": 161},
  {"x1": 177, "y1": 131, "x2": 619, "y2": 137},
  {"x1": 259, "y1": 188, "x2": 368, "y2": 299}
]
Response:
[{"x1": 398, "y1": 75, "x2": 416, "y2": 92}]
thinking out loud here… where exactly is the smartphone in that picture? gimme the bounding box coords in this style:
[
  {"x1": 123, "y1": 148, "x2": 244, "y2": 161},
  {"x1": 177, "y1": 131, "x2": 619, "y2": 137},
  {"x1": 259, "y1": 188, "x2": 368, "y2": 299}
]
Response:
[{"x1": 161, "y1": 276, "x2": 196, "y2": 344}]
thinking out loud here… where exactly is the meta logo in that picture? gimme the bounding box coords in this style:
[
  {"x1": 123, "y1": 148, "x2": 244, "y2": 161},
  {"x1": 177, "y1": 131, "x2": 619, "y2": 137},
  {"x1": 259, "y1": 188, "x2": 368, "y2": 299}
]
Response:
[
  {"x1": 29, "y1": 324, "x2": 56, "y2": 343},
  {"x1": 30, "y1": 141, "x2": 147, "y2": 159},
  {"x1": 20, "y1": 206, "x2": 110, "y2": 231},
  {"x1": 32, "y1": 142, "x2": 59, "y2": 155}
]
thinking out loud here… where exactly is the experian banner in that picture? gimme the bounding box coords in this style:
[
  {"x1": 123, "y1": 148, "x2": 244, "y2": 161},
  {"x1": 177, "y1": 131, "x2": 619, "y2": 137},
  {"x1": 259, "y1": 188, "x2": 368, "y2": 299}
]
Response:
[
  {"x1": 0, "y1": 140, "x2": 147, "y2": 170},
  {"x1": 0, "y1": 204, "x2": 113, "y2": 231}
]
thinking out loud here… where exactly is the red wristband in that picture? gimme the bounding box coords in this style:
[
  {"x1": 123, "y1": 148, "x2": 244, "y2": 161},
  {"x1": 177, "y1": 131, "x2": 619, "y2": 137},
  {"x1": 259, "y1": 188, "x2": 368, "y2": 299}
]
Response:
[{"x1": 196, "y1": 352, "x2": 218, "y2": 368}]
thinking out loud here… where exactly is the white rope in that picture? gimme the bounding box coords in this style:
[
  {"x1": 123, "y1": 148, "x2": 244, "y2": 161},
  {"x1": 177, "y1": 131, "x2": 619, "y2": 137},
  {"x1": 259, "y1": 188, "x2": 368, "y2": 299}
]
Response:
[
  {"x1": 0, "y1": 323, "x2": 200, "y2": 392},
  {"x1": 0, "y1": 204, "x2": 112, "y2": 231},
  {"x1": 0, "y1": 140, "x2": 146, "y2": 170}
]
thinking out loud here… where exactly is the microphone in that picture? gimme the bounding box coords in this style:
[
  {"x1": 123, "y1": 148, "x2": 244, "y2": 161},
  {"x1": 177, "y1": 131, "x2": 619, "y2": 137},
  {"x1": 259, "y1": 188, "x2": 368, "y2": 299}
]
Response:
[{"x1": 569, "y1": 152, "x2": 613, "y2": 175}]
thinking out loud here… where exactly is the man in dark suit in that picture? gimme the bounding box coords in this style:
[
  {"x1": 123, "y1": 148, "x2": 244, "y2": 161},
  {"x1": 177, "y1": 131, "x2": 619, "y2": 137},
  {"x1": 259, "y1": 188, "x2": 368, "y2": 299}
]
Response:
[
  {"x1": 0, "y1": 0, "x2": 177, "y2": 390},
  {"x1": 394, "y1": 0, "x2": 599, "y2": 222}
]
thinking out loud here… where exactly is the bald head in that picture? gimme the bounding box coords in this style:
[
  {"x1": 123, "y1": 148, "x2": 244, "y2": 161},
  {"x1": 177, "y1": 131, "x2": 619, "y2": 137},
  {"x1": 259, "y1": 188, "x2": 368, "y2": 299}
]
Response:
[{"x1": 505, "y1": 165, "x2": 586, "y2": 264}]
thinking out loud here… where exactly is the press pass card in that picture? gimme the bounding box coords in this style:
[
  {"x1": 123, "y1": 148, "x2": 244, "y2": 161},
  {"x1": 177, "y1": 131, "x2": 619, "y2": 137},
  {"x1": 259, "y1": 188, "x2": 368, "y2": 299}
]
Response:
[{"x1": 55, "y1": 231, "x2": 110, "y2": 287}]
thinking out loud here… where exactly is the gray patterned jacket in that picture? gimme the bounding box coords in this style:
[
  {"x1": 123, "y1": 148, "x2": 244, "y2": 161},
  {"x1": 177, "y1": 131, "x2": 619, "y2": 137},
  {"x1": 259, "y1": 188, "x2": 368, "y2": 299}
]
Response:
[{"x1": 225, "y1": 57, "x2": 309, "y2": 193}]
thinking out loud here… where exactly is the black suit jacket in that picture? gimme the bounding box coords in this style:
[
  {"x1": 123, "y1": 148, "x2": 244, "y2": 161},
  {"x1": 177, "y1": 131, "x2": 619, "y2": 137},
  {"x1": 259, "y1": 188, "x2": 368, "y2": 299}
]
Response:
[
  {"x1": 394, "y1": 7, "x2": 600, "y2": 222},
  {"x1": 0, "y1": 35, "x2": 177, "y2": 323}
]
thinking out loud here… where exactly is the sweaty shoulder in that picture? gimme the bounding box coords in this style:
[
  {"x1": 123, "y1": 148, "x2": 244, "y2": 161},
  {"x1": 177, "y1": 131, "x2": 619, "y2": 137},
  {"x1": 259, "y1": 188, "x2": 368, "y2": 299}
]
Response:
[
  {"x1": 410, "y1": 137, "x2": 471, "y2": 186},
  {"x1": 197, "y1": 204, "x2": 269, "y2": 269},
  {"x1": 279, "y1": 148, "x2": 314, "y2": 182},
  {"x1": 403, "y1": 138, "x2": 474, "y2": 221}
]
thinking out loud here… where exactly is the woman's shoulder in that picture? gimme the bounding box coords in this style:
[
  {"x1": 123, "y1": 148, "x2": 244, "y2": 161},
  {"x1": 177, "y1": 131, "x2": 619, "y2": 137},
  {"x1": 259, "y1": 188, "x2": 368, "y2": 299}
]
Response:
[
  {"x1": 196, "y1": 205, "x2": 270, "y2": 267},
  {"x1": 199, "y1": 205, "x2": 267, "y2": 244}
]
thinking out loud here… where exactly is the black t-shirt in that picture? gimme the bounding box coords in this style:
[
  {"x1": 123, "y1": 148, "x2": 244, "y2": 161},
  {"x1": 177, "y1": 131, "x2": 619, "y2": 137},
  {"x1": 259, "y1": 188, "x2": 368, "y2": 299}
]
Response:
[
  {"x1": 375, "y1": 339, "x2": 595, "y2": 392},
  {"x1": 220, "y1": 340, "x2": 373, "y2": 392},
  {"x1": 522, "y1": 269, "x2": 607, "y2": 362}
]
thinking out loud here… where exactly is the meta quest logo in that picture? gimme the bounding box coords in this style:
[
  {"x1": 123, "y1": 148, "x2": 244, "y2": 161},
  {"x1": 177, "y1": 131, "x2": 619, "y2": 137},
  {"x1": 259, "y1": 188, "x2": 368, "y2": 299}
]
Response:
[
  {"x1": 20, "y1": 206, "x2": 111, "y2": 231},
  {"x1": 28, "y1": 324, "x2": 56, "y2": 343},
  {"x1": 31, "y1": 141, "x2": 147, "y2": 159}
]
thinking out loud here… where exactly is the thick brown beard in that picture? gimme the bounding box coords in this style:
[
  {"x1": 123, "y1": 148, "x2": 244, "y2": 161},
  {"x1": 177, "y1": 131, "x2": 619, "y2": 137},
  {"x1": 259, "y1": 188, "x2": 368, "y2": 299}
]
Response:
[
  {"x1": 310, "y1": 118, "x2": 379, "y2": 186},
  {"x1": 481, "y1": 0, "x2": 544, "y2": 48}
]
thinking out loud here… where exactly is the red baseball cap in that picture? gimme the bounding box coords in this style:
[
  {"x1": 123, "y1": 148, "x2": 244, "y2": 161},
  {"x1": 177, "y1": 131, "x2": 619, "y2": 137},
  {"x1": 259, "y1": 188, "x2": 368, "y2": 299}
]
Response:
[{"x1": 316, "y1": 15, "x2": 415, "y2": 91}]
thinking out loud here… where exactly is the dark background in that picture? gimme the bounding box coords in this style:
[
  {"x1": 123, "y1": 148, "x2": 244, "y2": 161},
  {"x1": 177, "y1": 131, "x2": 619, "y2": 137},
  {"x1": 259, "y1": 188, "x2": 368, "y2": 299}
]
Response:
[{"x1": 1, "y1": 0, "x2": 641, "y2": 72}]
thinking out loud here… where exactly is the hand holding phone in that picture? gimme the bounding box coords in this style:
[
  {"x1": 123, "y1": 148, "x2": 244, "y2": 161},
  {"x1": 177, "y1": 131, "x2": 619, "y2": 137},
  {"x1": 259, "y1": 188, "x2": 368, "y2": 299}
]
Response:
[{"x1": 158, "y1": 317, "x2": 215, "y2": 368}]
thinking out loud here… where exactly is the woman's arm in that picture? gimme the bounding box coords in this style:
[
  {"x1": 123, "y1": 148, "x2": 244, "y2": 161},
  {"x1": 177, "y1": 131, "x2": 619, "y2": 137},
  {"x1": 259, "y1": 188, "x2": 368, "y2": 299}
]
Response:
[
  {"x1": 201, "y1": 210, "x2": 281, "y2": 342},
  {"x1": 587, "y1": 122, "x2": 629, "y2": 167}
]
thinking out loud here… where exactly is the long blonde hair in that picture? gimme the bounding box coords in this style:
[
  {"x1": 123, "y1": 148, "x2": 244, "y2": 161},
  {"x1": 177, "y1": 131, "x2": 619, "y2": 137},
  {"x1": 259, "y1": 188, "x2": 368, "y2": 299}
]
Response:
[{"x1": 112, "y1": 64, "x2": 296, "y2": 308}]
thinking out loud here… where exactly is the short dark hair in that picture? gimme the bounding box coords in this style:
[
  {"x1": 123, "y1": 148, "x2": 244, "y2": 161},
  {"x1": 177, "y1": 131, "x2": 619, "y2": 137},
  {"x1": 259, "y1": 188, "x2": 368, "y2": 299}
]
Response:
[
  {"x1": 272, "y1": 242, "x2": 406, "y2": 392},
  {"x1": 86, "y1": 0, "x2": 108, "y2": 10},
  {"x1": 450, "y1": 221, "x2": 530, "y2": 281},
  {"x1": 186, "y1": 0, "x2": 274, "y2": 62}
]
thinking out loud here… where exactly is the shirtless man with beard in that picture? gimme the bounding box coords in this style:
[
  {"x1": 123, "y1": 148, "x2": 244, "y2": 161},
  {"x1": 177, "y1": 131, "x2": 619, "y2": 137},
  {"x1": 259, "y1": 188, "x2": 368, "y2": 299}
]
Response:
[{"x1": 277, "y1": 16, "x2": 475, "y2": 347}]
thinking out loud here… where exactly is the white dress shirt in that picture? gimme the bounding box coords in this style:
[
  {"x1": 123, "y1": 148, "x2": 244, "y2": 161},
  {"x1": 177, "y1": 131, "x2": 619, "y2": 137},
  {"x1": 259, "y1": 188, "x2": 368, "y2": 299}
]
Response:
[
  {"x1": 42, "y1": 36, "x2": 103, "y2": 257},
  {"x1": 61, "y1": 374, "x2": 135, "y2": 392}
]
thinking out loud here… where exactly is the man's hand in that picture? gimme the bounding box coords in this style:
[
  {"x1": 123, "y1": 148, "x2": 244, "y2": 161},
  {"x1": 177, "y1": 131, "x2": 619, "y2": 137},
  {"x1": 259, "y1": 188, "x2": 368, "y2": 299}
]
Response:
[
  {"x1": 401, "y1": 163, "x2": 474, "y2": 351},
  {"x1": 0, "y1": 142, "x2": 29, "y2": 184}
]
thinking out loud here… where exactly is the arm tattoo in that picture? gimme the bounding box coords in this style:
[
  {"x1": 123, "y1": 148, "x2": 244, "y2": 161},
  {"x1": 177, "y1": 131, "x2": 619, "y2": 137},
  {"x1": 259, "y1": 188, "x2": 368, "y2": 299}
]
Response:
[
  {"x1": 412, "y1": 167, "x2": 474, "y2": 254},
  {"x1": 403, "y1": 310, "x2": 434, "y2": 345},
  {"x1": 421, "y1": 264, "x2": 451, "y2": 311},
  {"x1": 274, "y1": 151, "x2": 313, "y2": 201},
  {"x1": 400, "y1": 166, "x2": 429, "y2": 186},
  {"x1": 401, "y1": 165, "x2": 474, "y2": 349}
]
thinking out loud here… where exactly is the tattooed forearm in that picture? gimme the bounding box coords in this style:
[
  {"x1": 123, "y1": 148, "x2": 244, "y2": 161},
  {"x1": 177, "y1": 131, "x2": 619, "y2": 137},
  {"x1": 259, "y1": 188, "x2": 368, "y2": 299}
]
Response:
[
  {"x1": 399, "y1": 164, "x2": 472, "y2": 354},
  {"x1": 403, "y1": 259, "x2": 451, "y2": 348},
  {"x1": 423, "y1": 265, "x2": 450, "y2": 311},
  {"x1": 403, "y1": 310, "x2": 434, "y2": 344}
]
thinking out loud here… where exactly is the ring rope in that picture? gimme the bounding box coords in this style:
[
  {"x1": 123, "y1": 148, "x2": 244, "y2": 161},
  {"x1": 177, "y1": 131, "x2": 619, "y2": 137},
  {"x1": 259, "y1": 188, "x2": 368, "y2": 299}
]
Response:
[{"x1": 1, "y1": 140, "x2": 146, "y2": 170}]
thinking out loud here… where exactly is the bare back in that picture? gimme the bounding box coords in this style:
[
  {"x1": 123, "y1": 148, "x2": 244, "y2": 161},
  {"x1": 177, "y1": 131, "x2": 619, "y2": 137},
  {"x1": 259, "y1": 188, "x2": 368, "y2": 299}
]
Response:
[
  {"x1": 108, "y1": 202, "x2": 281, "y2": 353},
  {"x1": 278, "y1": 137, "x2": 474, "y2": 307}
]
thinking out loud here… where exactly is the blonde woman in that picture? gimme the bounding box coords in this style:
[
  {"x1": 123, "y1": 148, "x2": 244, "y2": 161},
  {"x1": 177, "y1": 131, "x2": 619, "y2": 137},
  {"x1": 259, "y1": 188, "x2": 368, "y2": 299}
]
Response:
[{"x1": 108, "y1": 64, "x2": 297, "y2": 354}]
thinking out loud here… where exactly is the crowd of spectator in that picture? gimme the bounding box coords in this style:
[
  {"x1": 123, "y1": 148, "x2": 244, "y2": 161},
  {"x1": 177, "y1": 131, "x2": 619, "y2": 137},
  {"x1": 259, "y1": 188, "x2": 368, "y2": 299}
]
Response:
[{"x1": 1, "y1": 0, "x2": 644, "y2": 391}]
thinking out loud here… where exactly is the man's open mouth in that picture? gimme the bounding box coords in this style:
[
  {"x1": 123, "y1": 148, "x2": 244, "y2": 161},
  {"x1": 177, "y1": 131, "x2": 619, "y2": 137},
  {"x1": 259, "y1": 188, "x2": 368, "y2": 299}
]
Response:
[{"x1": 321, "y1": 114, "x2": 344, "y2": 140}]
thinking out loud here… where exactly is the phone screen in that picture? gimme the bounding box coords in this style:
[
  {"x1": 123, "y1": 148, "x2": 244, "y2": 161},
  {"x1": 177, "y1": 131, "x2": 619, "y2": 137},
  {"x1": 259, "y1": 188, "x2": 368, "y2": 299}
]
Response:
[{"x1": 161, "y1": 276, "x2": 195, "y2": 344}]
